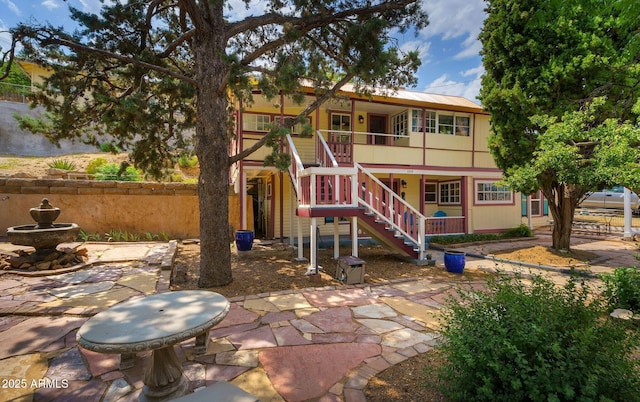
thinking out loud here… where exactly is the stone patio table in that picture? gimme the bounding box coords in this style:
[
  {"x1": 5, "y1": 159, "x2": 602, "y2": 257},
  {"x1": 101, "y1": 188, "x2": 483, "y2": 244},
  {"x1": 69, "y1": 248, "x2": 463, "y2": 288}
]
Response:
[{"x1": 76, "y1": 290, "x2": 230, "y2": 402}]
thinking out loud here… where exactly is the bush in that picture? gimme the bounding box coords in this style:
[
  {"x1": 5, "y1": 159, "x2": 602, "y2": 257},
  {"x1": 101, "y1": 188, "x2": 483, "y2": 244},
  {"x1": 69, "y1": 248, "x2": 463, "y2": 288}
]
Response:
[
  {"x1": 99, "y1": 142, "x2": 121, "y2": 153},
  {"x1": 178, "y1": 153, "x2": 198, "y2": 168},
  {"x1": 433, "y1": 274, "x2": 640, "y2": 401},
  {"x1": 85, "y1": 157, "x2": 108, "y2": 174},
  {"x1": 502, "y1": 224, "x2": 532, "y2": 238},
  {"x1": 429, "y1": 225, "x2": 532, "y2": 245},
  {"x1": 48, "y1": 159, "x2": 77, "y2": 171},
  {"x1": 600, "y1": 267, "x2": 640, "y2": 312},
  {"x1": 94, "y1": 163, "x2": 142, "y2": 181}
]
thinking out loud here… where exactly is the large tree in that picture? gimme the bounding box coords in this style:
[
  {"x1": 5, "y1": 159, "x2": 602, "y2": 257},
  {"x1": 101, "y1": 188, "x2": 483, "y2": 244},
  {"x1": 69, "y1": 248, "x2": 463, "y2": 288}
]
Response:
[
  {"x1": 0, "y1": 0, "x2": 427, "y2": 286},
  {"x1": 479, "y1": 0, "x2": 640, "y2": 250}
]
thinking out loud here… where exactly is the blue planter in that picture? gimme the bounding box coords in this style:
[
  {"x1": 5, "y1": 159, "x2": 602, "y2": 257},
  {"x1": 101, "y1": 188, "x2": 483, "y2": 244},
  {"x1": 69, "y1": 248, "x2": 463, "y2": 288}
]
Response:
[
  {"x1": 444, "y1": 250, "x2": 465, "y2": 273},
  {"x1": 235, "y1": 230, "x2": 254, "y2": 251}
]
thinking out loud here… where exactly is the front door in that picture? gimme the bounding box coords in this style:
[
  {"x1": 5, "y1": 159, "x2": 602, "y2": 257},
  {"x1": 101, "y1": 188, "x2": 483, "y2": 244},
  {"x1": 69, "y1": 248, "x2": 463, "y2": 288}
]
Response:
[{"x1": 368, "y1": 115, "x2": 387, "y2": 145}]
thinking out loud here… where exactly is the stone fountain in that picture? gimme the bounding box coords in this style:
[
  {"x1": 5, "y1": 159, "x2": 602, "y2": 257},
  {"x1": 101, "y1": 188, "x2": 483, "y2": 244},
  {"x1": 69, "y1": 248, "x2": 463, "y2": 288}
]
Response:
[{"x1": 7, "y1": 198, "x2": 81, "y2": 256}]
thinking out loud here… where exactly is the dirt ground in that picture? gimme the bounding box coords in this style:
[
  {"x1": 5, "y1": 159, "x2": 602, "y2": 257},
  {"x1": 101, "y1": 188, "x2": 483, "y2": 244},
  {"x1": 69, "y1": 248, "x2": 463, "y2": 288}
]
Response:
[
  {"x1": 171, "y1": 240, "x2": 597, "y2": 402},
  {"x1": 0, "y1": 153, "x2": 130, "y2": 177}
]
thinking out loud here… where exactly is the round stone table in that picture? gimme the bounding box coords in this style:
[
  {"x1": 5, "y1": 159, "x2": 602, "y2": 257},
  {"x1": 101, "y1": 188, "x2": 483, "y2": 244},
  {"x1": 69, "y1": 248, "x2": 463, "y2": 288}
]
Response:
[{"x1": 77, "y1": 290, "x2": 230, "y2": 402}]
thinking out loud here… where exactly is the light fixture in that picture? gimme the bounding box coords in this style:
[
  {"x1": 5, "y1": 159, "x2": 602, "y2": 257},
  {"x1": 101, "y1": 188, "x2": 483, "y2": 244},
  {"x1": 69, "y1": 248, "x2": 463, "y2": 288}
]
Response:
[
  {"x1": 358, "y1": 115, "x2": 364, "y2": 124},
  {"x1": 401, "y1": 180, "x2": 407, "y2": 188}
]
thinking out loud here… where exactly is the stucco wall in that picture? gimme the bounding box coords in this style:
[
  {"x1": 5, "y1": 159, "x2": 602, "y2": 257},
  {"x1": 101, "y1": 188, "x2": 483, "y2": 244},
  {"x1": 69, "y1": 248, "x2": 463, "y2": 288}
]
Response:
[{"x1": 0, "y1": 178, "x2": 253, "y2": 240}]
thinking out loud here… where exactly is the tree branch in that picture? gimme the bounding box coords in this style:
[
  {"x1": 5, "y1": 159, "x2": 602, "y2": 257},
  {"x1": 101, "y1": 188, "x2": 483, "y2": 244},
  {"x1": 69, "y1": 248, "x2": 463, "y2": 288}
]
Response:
[
  {"x1": 39, "y1": 37, "x2": 197, "y2": 86},
  {"x1": 229, "y1": 0, "x2": 416, "y2": 66},
  {"x1": 228, "y1": 73, "x2": 355, "y2": 165}
]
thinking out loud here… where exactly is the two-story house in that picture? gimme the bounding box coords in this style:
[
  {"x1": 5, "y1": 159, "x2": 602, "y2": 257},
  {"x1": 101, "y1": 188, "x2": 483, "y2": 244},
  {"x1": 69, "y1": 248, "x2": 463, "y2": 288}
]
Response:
[{"x1": 231, "y1": 83, "x2": 529, "y2": 267}]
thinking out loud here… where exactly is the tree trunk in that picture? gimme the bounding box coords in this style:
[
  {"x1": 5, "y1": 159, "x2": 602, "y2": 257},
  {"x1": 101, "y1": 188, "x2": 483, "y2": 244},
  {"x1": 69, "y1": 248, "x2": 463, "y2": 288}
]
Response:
[
  {"x1": 193, "y1": 11, "x2": 233, "y2": 288},
  {"x1": 545, "y1": 184, "x2": 576, "y2": 251}
]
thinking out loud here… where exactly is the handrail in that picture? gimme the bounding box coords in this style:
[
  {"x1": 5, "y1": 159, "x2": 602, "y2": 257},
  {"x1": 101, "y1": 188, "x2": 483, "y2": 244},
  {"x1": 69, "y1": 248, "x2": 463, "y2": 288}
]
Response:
[
  {"x1": 354, "y1": 162, "x2": 427, "y2": 260},
  {"x1": 316, "y1": 130, "x2": 339, "y2": 167},
  {"x1": 285, "y1": 134, "x2": 305, "y2": 196}
]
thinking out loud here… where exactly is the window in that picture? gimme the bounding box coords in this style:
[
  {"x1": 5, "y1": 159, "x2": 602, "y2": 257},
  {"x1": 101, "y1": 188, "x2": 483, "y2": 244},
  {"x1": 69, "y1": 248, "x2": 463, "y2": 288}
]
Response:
[
  {"x1": 411, "y1": 110, "x2": 470, "y2": 136},
  {"x1": 475, "y1": 181, "x2": 513, "y2": 204},
  {"x1": 439, "y1": 181, "x2": 461, "y2": 204},
  {"x1": 331, "y1": 113, "x2": 351, "y2": 131},
  {"x1": 455, "y1": 116, "x2": 470, "y2": 136},
  {"x1": 412, "y1": 110, "x2": 436, "y2": 133},
  {"x1": 243, "y1": 114, "x2": 271, "y2": 132},
  {"x1": 438, "y1": 114, "x2": 454, "y2": 134},
  {"x1": 424, "y1": 182, "x2": 437, "y2": 203},
  {"x1": 391, "y1": 111, "x2": 408, "y2": 137}
]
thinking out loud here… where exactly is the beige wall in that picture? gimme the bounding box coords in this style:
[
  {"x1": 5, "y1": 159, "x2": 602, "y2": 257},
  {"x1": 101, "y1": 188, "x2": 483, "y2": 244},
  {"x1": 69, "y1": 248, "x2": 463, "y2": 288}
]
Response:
[{"x1": 1, "y1": 178, "x2": 253, "y2": 240}]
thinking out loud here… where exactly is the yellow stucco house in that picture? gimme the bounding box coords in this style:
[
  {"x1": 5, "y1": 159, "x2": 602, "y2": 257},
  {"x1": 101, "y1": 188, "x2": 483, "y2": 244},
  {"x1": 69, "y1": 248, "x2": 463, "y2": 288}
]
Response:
[{"x1": 231, "y1": 83, "x2": 543, "y2": 265}]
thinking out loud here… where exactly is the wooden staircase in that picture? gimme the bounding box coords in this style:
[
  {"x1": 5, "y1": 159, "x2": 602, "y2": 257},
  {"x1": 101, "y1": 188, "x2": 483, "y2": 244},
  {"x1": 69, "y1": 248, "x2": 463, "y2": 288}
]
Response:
[{"x1": 285, "y1": 132, "x2": 428, "y2": 261}]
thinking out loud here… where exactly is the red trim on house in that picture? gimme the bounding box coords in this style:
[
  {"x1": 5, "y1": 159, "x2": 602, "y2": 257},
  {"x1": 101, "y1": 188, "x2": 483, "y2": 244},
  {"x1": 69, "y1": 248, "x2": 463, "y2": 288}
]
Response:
[
  {"x1": 356, "y1": 162, "x2": 501, "y2": 173},
  {"x1": 296, "y1": 207, "x2": 361, "y2": 218}
]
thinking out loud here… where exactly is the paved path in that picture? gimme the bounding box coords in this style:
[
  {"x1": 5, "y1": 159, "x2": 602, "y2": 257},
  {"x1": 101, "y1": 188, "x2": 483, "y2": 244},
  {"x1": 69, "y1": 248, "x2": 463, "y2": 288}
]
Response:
[{"x1": 0, "y1": 234, "x2": 636, "y2": 401}]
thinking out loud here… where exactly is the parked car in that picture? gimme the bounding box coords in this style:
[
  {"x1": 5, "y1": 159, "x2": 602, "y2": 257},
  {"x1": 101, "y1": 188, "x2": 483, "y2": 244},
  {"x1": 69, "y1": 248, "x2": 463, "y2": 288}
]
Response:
[{"x1": 580, "y1": 186, "x2": 640, "y2": 213}]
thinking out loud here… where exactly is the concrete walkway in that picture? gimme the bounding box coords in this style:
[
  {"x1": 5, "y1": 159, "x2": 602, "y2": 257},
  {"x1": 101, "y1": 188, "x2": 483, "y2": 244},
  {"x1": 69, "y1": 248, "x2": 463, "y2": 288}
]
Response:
[{"x1": 0, "y1": 234, "x2": 636, "y2": 401}]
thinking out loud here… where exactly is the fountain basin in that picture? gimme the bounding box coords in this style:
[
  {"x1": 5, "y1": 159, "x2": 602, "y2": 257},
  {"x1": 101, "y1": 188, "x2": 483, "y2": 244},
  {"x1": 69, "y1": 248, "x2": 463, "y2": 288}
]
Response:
[{"x1": 7, "y1": 223, "x2": 81, "y2": 251}]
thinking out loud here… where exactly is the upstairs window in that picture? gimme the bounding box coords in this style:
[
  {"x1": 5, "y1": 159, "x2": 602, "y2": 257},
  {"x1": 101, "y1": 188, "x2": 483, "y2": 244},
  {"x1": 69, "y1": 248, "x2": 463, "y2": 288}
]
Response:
[
  {"x1": 391, "y1": 111, "x2": 408, "y2": 137},
  {"x1": 411, "y1": 110, "x2": 471, "y2": 136}
]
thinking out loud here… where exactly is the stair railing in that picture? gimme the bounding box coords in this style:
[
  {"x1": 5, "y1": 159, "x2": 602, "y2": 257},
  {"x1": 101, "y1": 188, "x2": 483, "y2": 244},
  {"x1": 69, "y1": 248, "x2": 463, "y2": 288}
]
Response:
[
  {"x1": 285, "y1": 134, "x2": 305, "y2": 197},
  {"x1": 354, "y1": 162, "x2": 426, "y2": 260},
  {"x1": 316, "y1": 130, "x2": 339, "y2": 168}
]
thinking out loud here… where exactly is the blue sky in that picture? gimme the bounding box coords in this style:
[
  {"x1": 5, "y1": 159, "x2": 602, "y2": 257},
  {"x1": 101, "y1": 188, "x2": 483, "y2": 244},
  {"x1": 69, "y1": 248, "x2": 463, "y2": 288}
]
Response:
[{"x1": 0, "y1": 0, "x2": 486, "y2": 103}]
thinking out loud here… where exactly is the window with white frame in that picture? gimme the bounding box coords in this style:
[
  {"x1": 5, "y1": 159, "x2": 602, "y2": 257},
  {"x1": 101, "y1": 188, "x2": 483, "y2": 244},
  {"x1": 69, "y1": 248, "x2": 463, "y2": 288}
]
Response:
[
  {"x1": 411, "y1": 110, "x2": 471, "y2": 136},
  {"x1": 424, "y1": 182, "x2": 437, "y2": 203},
  {"x1": 243, "y1": 114, "x2": 271, "y2": 132},
  {"x1": 331, "y1": 113, "x2": 351, "y2": 131},
  {"x1": 476, "y1": 181, "x2": 513, "y2": 204},
  {"x1": 439, "y1": 181, "x2": 461, "y2": 204},
  {"x1": 391, "y1": 111, "x2": 408, "y2": 137},
  {"x1": 411, "y1": 110, "x2": 436, "y2": 133}
]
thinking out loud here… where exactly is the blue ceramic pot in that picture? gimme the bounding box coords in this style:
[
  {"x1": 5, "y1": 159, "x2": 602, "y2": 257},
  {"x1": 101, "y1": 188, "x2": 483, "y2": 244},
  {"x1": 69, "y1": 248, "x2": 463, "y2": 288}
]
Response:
[
  {"x1": 444, "y1": 250, "x2": 465, "y2": 273},
  {"x1": 235, "y1": 230, "x2": 254, "y2": 251}
]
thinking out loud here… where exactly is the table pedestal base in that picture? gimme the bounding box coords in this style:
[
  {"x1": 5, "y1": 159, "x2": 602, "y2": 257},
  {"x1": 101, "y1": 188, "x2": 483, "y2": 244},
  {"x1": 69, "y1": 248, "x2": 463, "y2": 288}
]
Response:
[{"x1": 139, "y1": 346, "x2": 188, "y2": 402}]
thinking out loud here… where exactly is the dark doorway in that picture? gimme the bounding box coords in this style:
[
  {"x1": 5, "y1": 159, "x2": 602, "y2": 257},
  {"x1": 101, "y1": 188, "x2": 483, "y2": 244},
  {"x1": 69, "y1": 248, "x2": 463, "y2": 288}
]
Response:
[
  {"x1": 368, "y1": 115, "x2": 387, "y2": 145},
  {"x1": 247, "y1": 178, "x2": 266, "y2": 238}
]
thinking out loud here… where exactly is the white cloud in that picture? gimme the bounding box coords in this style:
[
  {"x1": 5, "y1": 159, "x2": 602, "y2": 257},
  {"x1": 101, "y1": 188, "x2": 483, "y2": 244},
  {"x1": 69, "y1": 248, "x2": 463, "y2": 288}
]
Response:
[
  {"x1": 42, "y1": 0, "x2": 61, "y2": 11},
  {"x1": 2, "y1": 0, "x2": 21, "y2": 16},
  {"x1": 420, "y1": 0, "x2": 486, "y2": 60},
  {"x1": 423, "y1": 63, "x2": 484, "y2": 104}
]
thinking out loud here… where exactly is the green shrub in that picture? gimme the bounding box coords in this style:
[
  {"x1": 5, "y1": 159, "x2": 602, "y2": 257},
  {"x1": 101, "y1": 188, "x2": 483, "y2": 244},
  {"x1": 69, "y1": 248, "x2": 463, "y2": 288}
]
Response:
[
  {"x1": 48, "y1": 159, "x2": 77, "y2": 171},
  {"x1": 86, "y1": 157, "x2": 108, "y2": 174},
  {"x1": 433, "y1": 274, "x2": 640, "y2": 401},
  {"x1": 99, "y1": 142, "x2": 121, "y2": 153},
  {"x1": 94, "y1": 163, "x2": 142, "y2": 181},
  {"x1": 169, "y1": 173, "x2": 184, "y2": 182},
  {"x1": 430, "y1": 225, "x2": 532, "y2": 245},
  {"x1": 600, "y1": 267, "x2": 640, "y2": 311},
  {"x1": 502, "y1": 224, "x2": 532, "y2": 238},
  {"x1": 178, "y1": 153, "x2": 198, "y2": 168}
]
